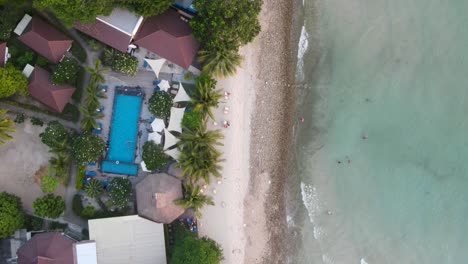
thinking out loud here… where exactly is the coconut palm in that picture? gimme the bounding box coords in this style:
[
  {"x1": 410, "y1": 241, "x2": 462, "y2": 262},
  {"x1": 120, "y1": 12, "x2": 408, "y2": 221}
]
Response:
[
  {"x1": 0, "y1": 109, "x2": 15, "y2": 145},
  {"x1": 178, "y1": 123, "x2": 223, "y2": 154},
  {"x1": 49, "y1": 152, "x2": 71, "y2": 180},
  {"x1": 175, "y1": 184, "x2": 214, "y2": 218},
  {"x1": 80, "y1": 106, "x2": 104, "y2": 132},
  {"x1": 83, "y1": 85, "x2": 106, "y2": 106},
  {"x1": 198, "y1": 48, "x2": 243, "y2": 78},
  {"x1": 191, "y1": 74, "x2": 223, "y2": 120},
  {"x1": 48, "y1": 137, "x2": 70, "y2": 154},
  {"x1": 85, "y1": 179, "x2": 102, "y2": 198},
  {"x1": 177, "y1": 146, "x2": 224, "y2": 184},
  {"x1": 86, "y1": 59, "x2": 106, "y2": 84}
]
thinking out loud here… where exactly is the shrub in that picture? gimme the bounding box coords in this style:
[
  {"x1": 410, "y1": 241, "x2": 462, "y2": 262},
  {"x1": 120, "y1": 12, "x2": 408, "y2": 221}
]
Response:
[
  {"x1": 122, "y1": 0, "x2": 172, "y2": 17},
  {"x1": 52, "y1": 58, "x2": 80, "y2": 85},
  {"x1": 112, "y1": 52, "x2": 138, "y2": 76},
  {"x1": 23, "y1": 215, "x2": 44, "y2": 231},
  {"x1": 85, "y1": 179, "x2": 102, "y2": 198},
  {"x1": 72, "y1": 194, "x2": 83, "y2": 217},
  {"x1": 148, "y1": 91, "x2": 173, "y2": 119},
  {"x1": 70, "y1": 44, "x2": 87, "y2": 63},
  {"x1": 62, "y1": 103, "x2": 80, "y2": 123},
  {"x1": 171, "y1": 236, "x2": 224, "y2": 264},
  {"x1": 40, "y1": 175, "x2": 59, "y2": 193},
  {"x1": 30, "y1": 117, "x2": 44, "y2": 126},
  {"x1": 142, "y1": 141, "x2": 169, "y2": 171},
  {"x1": 48, "y1": 221, "x2": 68, "y2": 231},
  {"x1": 182, "y1": 111, "x2": 204, "y2": 131},
  {"x1": 40, "y1": 121, "x2": 69, "y2": 148},
  {"x1": 75, "y1": 165, "x2": 86, "y2": 190},
  {"x1": 81, "y1": 206, "x2": 95, "y2": 219},
  {"x1": 71, "y1": 68, "x2": 85, "y2": 102},
  {"x1": 71, "y1": 133, "x2": 106, "y2": 164},
  {"x1": 14, "y1": 113, "x2": 25, "y2": 124},
  {"x1": 0, "y1": 192, "x2": 25, "y2": 238},
  {"x1": 32, "y1": 194, "x2": 66, "y2": 219},
  {"x1": 0, "y1": 65, "x2": 28, "y2": 98},
  {"x1": 16, "y1": 52, "x2": 35, "y2": 69},
  {"x1": 108, "y1": 178, "x2": 132, "y2": 209},
  {"x1": 35, "y1": 56, "x2": 50, "y2": 68}
]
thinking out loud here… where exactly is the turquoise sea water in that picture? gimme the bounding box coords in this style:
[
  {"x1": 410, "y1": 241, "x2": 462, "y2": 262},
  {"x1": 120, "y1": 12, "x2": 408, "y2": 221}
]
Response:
[{"x1": 293, "y1": 0, "x2": 468, "y2": 263}]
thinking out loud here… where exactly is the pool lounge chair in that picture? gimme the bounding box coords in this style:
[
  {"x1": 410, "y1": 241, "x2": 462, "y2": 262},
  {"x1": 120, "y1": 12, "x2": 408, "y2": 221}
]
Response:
[
  {"x1": 92, "y1": 123, "x2": 102, "y2": 134},
  {"x1": 85, "y1": 171, "x2": 96, "y2": 177},
  {"x1": 88, "y1": 162, "x2": 96, "y2": 166},
  {"x1": 97, "y1": 84, "x2": 108, "y2": 93},
  {"x1": 153, "y1": 79, "x2": 161, "y2": 85},
  {"x1": 96, "y1": 106, "x2": 104, "y2": 112}
]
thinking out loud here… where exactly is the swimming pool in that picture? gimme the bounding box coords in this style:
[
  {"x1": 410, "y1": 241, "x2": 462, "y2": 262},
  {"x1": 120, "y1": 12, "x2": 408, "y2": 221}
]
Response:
[{"x1": 102, "y1": 93, "x2": 142, "y2": 175}]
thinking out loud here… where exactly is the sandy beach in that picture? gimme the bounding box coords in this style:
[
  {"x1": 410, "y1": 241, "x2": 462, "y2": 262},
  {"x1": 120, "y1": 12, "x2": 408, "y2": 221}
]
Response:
[{"x1": 198, "y1": 0, "x2": 296, "y2": 263}]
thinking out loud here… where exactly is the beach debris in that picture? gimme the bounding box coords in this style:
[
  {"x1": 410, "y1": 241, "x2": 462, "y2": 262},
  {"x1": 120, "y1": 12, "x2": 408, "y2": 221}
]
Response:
[
  {"x1": 221, "y1": 202, "x2": 226, "y2": 208},
  {"x1": 217, "y1": 180, "x2": 222, "y2": 185},
  {"x1": 327, "y1": 210, "x2": 333, "y2": 215},
  {"x1": 362, "y1": 134, "x2": 368, "y2": 140},
  {"x1": 243, "y1": 223, "x2": 247, "y2": 227},
  {"x1": 213, "y1": 189, "x2": 217, "y2": 194},
  {"x1": 268, "y1": 180, "x2": 271, "y2": 184},
  {"x1": 213, "y1": 121, "x2": 218, "y2": 126}
]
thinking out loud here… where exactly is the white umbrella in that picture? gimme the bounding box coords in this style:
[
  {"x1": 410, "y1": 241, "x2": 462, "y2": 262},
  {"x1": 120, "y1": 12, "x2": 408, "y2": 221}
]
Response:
[
  {"x1": 158, "y1": 80, "x2": 170, "y2": 92},
  {"x1": 145, "y1": 58, "x2": 166, "y2": 78},
  {"x1": 163, "y1": 129, "x2": 179, "y2": 150},
  {"x1": 167, "y1": 107, "x2": 185, "y2": 133},
  {"x1": 148, "y1": 132, "x2": 161, "y2": 144},
  {"x1": 173, "y1": 82, "x2": 191, "y2": 103},
  {"x1": 140, "y1": 161, "x2": 150, "y2": 172},
  {"x1": 151, "y1": 118, "x2": 165, "y2": 133},
  {"x1": 165, "y1": 148, "x2": 181, "y2": 161}
]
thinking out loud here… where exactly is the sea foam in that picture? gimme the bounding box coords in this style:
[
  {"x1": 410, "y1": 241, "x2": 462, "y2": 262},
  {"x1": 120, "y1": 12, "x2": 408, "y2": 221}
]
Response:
[
  {"x1": 361, "y1": 258, "x2": 369, "y2": 264},
  {"x1": 300, "y1": 182, "x2": 320, "y2": 224},
  {"x1": 296, "y1": 25, "x2": 309, "y2": 82}
]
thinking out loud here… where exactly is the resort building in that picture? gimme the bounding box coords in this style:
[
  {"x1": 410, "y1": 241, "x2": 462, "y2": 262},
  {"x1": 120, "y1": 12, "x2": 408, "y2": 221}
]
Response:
[
  {"x1": 15, "y1": 14, "x2": 73, "y2": 64},
  {"x1": 74, "y1": 8, "x2": 144, "y2": 53},
  {"x1": 0, "y1": 42, "x2": 10, "y2": 67},
  {"x1": 27, "y1": 66, "x2": 75, "y2": 112},
  {"x1": 88, "y1": 215, "x2": 167, "y2": 264},
  {"x1": 16, "y1": 232, "x2": 79, "y2": 264},
  {"x1": 134, "y1": 9, "x2": 200, "y2": 70},
  {"x1": 136, "y1": 173, "x2": 185, "y2": 224}
]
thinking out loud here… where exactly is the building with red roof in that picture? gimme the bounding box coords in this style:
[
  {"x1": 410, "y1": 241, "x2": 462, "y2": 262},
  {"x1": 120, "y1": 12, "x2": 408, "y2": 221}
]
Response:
[
  {"x1": 28, "y1": 66, "x2": 75, "y2": 112},
  {"x1": 16, "y1": 233, "x2": 75, "y2": 264},
  {"x1": 0, "y1": 42, "x2": 9, "y2": 67}
]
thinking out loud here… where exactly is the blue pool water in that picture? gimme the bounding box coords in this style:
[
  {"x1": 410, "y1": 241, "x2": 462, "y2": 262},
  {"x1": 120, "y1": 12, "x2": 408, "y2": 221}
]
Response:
[{"x1": 102, "y1": 94, "x2": 142, "y2": 175}]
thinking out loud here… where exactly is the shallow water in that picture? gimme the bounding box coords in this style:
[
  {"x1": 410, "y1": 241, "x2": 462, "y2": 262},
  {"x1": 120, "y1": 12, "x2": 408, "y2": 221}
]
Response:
[{"x1": 292, "y1": 0, "x2": 468, "y2": 263}]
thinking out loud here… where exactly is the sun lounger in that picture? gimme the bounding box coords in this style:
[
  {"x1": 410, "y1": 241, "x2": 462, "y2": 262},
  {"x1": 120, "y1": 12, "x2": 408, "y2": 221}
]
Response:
[
  {"x1": 153, "y1": 80, "x2": 161, "y2": 85},
  {"x1": 97, "y1": 84, "x2": 108, "y2": 92},
  {"x1": 88, "y1": 162, "x2": 96, "y2": 166},
  {"x1": 85, "y1": 171, "x2": 96, "y2": 177},
  {"x1": 92, "y1": 123, "x2": 102, "y2": 134}
]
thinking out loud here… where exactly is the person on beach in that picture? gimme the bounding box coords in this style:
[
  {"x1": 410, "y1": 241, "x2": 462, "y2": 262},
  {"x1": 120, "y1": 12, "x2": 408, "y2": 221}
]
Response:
[{"x1": 300, "y1": 117, "x2": 305, "y2": 123}]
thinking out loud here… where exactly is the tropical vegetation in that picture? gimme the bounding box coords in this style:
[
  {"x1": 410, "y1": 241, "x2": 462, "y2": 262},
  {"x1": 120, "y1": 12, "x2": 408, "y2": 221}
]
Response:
[
  {"x1": 0, "y1": 192, "x2": 25, "y2": 239},
  {"x1": 148, "y1": 91, "x2": 173, "y2": 119},
  {"x1": 119, "y1": 0, "x2": 173, "y2": 17},
  {"x1": 142, "y1": 141, "x2": 169, "y2": 171},
  {"x1": 0, "y1": 65, "x2": 28, "y2": 98},
  {"x1": 190, "y1": 0, "x2": 262, "y2": 78},
  {"x1": 103, "y1": 48, "x2": 138, "y2": 76},
  {"x1": 40, "y1": 121, "x2": 70, "y2": 149},
  {"x1": 40, "y1": 175, "x2": 60, "y2": 193},
  {"x1": 181, "y1": 110, "x2": 203, "y2": 131},
  {"x1": 85, "y1": 179, "x2": 102, "y2": 198},
  {"x1": 80, "y1": 60, "x2": 106, "y2": 132},
  {"x1": 191, "y1": 75, "x2": 223, "y2": 120},
  {"x1": 48, "y1": 152, "x2": 71, "y2": 181},
  {"x1": 0, "y1": 109, "x2": 15, "y2": 146},
  {"x1": 52, "y1": 57, "x2": 80, "y2": 85},
  {"x1": 171, "y1": 235, "x2": 224, "y2": 264},
  {"x1": 175, "y1": 184, "x2": 214, "y2": 218},
  {"x1": 71, "y1": 133, "x2": 106, "y2": 164},
  {"x1": 33, "y1": 194, "x2": 66, "y2": 219},
  {"x1": 177, "y1": 123, "x2": 224, "y2": 184},
  {"x1": 108, "y1": 177, "x2": 132, "y2": 209}
]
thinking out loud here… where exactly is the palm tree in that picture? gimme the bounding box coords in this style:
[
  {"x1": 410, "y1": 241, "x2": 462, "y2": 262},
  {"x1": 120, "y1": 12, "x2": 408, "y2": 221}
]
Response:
[
  {"x1": 80, "y1": 106, "x2": 104, "y2": 132},
  {"x1": 175, "y1": 184, "x2": 214, "y2": 218},
  {"x1": 198, "y1": 48, "x2": 243, "y2": 78},
  {"x1": 0, "y1": 109, "x2": 15, "y2": 145},
  {"x1": 48, "y1": 137, "x2": 70, "y2": 154},
  {"x1": 191, "y1": 75, "x2": 223, "y2": 120},
  {"x1": 177, "y1": 147, "x2": 224, "y2": 184},
  {"x1": 86, "y1": 59, "x2": 106, "y2": 84},
  {"x1": 178, "y1": 123, "x2": 223, "y2": 154},
  {"x1": 49, "y1": 152, "x2": 71, "y2": 180},
  {"x1": 83, "y1": 85, "x2": 106, "y2": 106},
  {"x1": 85, "y1": 179, "x2": 102, "y2": 198}
]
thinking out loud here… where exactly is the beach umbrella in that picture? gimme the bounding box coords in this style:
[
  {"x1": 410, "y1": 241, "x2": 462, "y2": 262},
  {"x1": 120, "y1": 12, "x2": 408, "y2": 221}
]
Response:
[
  {"x1": 151, "y1": 118, "x2": 165, "y2": 133},
  {"x1": 148, "y1": 132, "x2": 161, "y2": 144},
  {"x1": 163, "y1": 129, "x2": 179, "y2": 150},
  {"x1": 167, "y1": 107, "x2": 185, "y2": 133},
  {"x1": 165, "y1": 148, "x2": 181, "y2": 161},
  {"x1": 158, "y1": 80, "x2": 170, "y2": 92},
  {"x1": 173, "y1": 82, "x2": 191, "y2": 103},
  {"x1": 145, "y1": 58, "x2": 166, "y2": 78},
  {"x1": 140, "y1": 160, "x2": 150, "y2": 172}
]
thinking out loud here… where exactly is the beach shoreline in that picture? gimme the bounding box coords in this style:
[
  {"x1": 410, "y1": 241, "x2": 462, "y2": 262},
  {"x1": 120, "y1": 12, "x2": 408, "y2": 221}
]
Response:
[{"x1": 198, "y1": 0, "x2": 298, "y2": 263}]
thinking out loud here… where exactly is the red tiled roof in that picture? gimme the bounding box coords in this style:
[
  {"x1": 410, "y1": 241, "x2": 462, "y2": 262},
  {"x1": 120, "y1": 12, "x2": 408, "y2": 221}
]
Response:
[
  {"x1": 134, "y1": 10, "x2": 199, "y2": 69},
  {"x1": 74, "y1": 19, "x2": 132, "y2": 53},
  {"x1": 0, "y1": 43, "x2": 6, "y2": 67},
  {"x1": 29, "y1": 66, "x2": 75, "y2": 113},
  {"x1": 18, "y1": 16, "x2": 72, "y2": 64},
  {"x1": 17, "y1": 233, "x2": 75, "y2": 264}
]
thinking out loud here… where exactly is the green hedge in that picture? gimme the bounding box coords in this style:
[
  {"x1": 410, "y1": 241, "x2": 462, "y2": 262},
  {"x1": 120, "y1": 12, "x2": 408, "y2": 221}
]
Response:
[
  {"x1": 72, "y1": 194, "x2": 83, "y2": 216},
  {"x1": 75, "y1": 165, "x2": 86, "y2": 190},
  {"x1": 70, "y1": 44, "x2": 87, "y2": 63},
  {"x1": 0, "y1": 99, "x2": 79, "y2": 123},
  {"x1": 23, "y1": 214, "x2": 44, "y2": 231}
]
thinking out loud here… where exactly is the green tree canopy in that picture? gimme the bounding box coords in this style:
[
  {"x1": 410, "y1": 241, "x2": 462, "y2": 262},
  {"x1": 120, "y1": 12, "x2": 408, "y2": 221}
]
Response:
[
  {"x1": 0, "y1": 65, "x2": 28, "y2": 98},
  {"x1": 198, "y1": 48, "x2": 243, "y2": 78},
  {"x1": 191, "y1": 74, "x2": 223, "y2": 119},
  {"x1": 142, "y1": 141, "x2": 169, "y2": 171},
  {"x1": 117, "y1": 0, "x2": 173, "y2": 17},
  {"x1": 71, "y1": 133, "x2": 106, "y2": 164},
  {"x1": 108, "y1": 177, "x2": 132, "y2": 209},
  {"x1": 33, "y1": 0, "x2": 114, "y2": 27},
  {"x1": 171, "y1": 236, "x2": 223, "y2": 264},
  {"x1": 52, "y1": 57, "x2": 80, "y2": 85},
  {"x1": 0, "y1": 109, "x2": 15, "y2": 146},
  {"x1": 0, "y1": 192, "x2": 25, "y2": 239},
  {"x1": 190, "y1": 0, "x2": 262, "y2": 51},
  {"x1": 40, "y1": 175, "x2": 60, "y2": 193},
  {"x1": 85, "y1": 179, "x2": 102, "y2": 198},
  {"x1": 181, "y1": 110, "x2": 204, "y2": 131},
  {"x1": 32, "y1": 194, "x2": 66, "y2": 219},
  {"x1": 39, "y1": 121, "x2": 69, "y2": 149},
  {"x1": 175, "y1": 184, "x2": 214, "y2": 218},
  {"x1": 148, "y1": 91, "x2": 173, "y2": 119}
]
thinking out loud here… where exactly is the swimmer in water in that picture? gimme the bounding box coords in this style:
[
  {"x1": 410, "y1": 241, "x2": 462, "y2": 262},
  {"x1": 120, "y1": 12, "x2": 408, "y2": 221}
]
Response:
[{"x1": 300, "y1": 117, "x2": 305, "y2": 123}]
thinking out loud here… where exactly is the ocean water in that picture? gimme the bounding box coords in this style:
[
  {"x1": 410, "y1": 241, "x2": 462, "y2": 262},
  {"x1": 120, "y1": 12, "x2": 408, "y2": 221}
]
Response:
[{"x1": 292, "y1": 0, "x2": 468, "y2": 263}]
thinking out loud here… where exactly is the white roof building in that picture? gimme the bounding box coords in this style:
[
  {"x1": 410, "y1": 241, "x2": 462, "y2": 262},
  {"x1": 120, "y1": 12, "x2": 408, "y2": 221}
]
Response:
[{"x1": 88, "y1": 215, "x2": 167, "y2": 264}]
